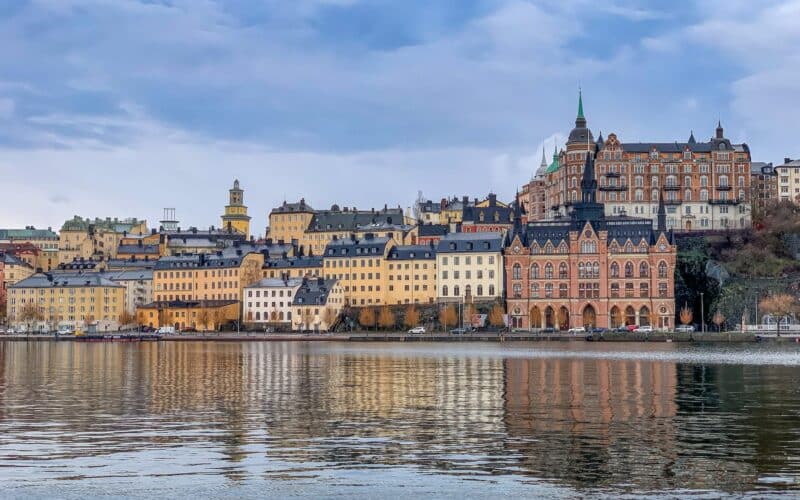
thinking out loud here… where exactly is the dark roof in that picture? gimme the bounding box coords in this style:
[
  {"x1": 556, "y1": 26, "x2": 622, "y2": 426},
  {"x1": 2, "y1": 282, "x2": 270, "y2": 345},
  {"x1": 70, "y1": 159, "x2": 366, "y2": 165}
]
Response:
[
  {"x1": 292, "y1": 278, "x2": 339, "y2": 306},
  {"x1": 117, "y1": 244, "x2": 160, "y2": 255},
  {"x1": 436, "y1": 233, "x2": 503, "y2": 253},
  {"x1": 308, "y1": 207, "x2": 403, "y2": 233},
  {"x1": 462, "y1": 194, "x2": 515, "y2": 225},
  {"x1": 0, "y1": 228, "x2": 58, "y2": 240},
  {"x1": 263, "y1": 256, "x2": 323, "y2": 269},
  {"x1": 104, "y1": 270, "x2": 154, "y2": 281},
  {"x1": 271, "y1": 199, "x2": 314, "y2": 214},
  {"x1": 11, "y1": 273, "x2": 123, "y2": 289},
  {"x1": 154, "y1": 251, "x2": 255, "y2": 270},
  {"x1": 751, "y1": 162, "x2": 775, "y2": 175},
  {"x1": 1, "y1": 252, "x2": 32, "y2": 267},
  {"x1": 387, "y1": 245, "x2": 435, "y2": 260},
  {"x1": 106, "y1": 258, "x2": 156, "y2": 270},
  {"x1": 618, "y1": 139, "x2": 748, "y2": 153},
  {"x1": 418, "y1": 224, "x2": 449, "y2": 237},
  {"x1": 324, "y1": 235, "x2": 391, "y2": 257}
]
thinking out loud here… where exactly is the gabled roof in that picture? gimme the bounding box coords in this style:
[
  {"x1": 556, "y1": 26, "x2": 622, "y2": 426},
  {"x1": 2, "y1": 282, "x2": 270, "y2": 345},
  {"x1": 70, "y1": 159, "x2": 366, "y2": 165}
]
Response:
[
  {"x1": 324, "y1": 235, "x2": 392, "y2": 257},
  {"x1": 308, "y1": 207, "x2": 403, "y2": 233},
  {"x1": 292, "y1": 278, "x2": 339, "y2": 306},
  {"x1": 387, "y1": 245, "x2": 435, "y2": 260},
  {"x1": 11, "y1": 273, "x2": 123, "y2": 289},
  {"x1": 418, "y1": 224, "x2": 449, "y2": 237}
]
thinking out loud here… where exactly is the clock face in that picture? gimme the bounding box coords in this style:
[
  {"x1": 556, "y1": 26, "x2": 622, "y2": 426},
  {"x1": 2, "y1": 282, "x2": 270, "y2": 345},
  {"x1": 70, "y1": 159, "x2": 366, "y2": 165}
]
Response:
[
  {"x1": 658, "y1": 243, "x2": 666, "y2": 251},
  {"x1": 513, "y1": 245, "x2": 521, "y2": 253}
]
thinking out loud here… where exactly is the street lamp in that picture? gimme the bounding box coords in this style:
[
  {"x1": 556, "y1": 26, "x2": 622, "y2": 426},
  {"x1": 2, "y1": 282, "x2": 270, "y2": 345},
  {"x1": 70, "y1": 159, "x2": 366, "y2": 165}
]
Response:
[{"x1": 700, "y1": 292, "x2": 705, "y2": 334}]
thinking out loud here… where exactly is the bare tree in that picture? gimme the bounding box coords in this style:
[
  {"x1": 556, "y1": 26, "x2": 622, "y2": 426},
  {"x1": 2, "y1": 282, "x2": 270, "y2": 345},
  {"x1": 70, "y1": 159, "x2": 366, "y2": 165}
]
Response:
[
  {"x1": 358, "y1": 307, "x2": 376, "y2": 331},
  {"x1": 404, "y1": 305, "x2": 420, "y2": 329},
  {"x1": 322, "y1": 307, "x2": 336, "y2": 332},
  {"x1": 212, "y1": 308, "x2": 226, "y2": 331},
  {"x1": 760, "y1": 294, "x2": 800, "y2": 336},
  {"x1": 439, "y1": 304, "x2": 457, "y2": 330},
  {"x1": 196, "y1": 308, "x2": 211, "y2": 332},
  {"x1": 712, "y1": 310, "x2": 726, "y2": 332},
  {"x1": 680, "y1": 305, "x2": 693, "y2": 326},
  {"x1": 19, "y1": 303, "x2": 43, "y2": 332}
]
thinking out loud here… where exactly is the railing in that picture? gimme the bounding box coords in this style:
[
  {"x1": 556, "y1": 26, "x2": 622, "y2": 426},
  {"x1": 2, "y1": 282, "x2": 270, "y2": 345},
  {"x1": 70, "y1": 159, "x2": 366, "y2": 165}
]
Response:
[
  {"x1": 605, "y1": 172, "x2": 620, "y2": 178},
  {"x1": 599, "y1": 185, "x2": 628, "y2": 191},
  {"x1": 709, "y1": 199, "x2": 740, "y2": 205},
  {"x1": 715, "y1": 185, "x2": 732, "y2": 191},
  {"x1": 663, "y1": 184, "x2": 681, "y2": 191}
]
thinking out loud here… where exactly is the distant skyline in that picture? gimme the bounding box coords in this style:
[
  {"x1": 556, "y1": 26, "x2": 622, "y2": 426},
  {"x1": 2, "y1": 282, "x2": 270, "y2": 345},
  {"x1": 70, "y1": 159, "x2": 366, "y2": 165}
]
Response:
[{"x1": 1, "y1": 0, "x2": 798, "y2": 235}]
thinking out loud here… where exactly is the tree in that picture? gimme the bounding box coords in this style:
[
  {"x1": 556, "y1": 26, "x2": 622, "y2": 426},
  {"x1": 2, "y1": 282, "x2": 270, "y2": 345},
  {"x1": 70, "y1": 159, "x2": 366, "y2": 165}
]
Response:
[
  {"x1": 680, "y1": 305, "x2": 693, "y2": 326},
  {"x1": 83, "y1": 313, "x2": 96, "y2": 327},
  {"x1": 19, "y1": 303, "x2": 42, "y2": 332},
  {"x1": 439, "y1": 304, "x2": 457, "y2": 330},
  {"x1": 241, "y1": 260, "x2": 262, "y2": 288},
  {"x1": 760, "y1": 293, "x2": 800, "y2": 336},
  {"x1": 649, "y1": 311, "x2": 660, "y2": 331},
  {"x1": 489, "y1": 303, "x2": 506, "y2": 329},
  {"x1": 196, "y1": 308, "x2": 211, "y2": 331},
  {"x1": 463, "y1": 303, "x2": 477, "y2": 328},
  {"x1": 212, "y1": 308, "x2": 226, "y2": 331},
  {"x1": 378, "y1": 306, "x2": 395, "y2": 330},
  {"x1": 712, "y1": 310, "x2": 726, "y2": 332},
  {"x1": 358, "y1": 307, "x2": 376, "y2": 330},
  {"x1": 322, "y1": 307, "x2": 337, "y2": 331},
  {"x1": 404, "y1": 305, "x2": 420, "y2": 329},
  {"x1": 118, "y1": 311, "x2": 135, "y2": 328},
  {"x1": 301, "y1": 308, "x2": 314, "y2": 331}
]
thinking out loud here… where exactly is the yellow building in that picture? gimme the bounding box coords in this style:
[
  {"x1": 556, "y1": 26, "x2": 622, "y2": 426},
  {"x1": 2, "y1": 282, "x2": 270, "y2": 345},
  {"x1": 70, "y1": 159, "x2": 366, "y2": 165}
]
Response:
[
  {"x1": 2, "y1": 253, "x2": 34, "y2": 291},
  {"x1": 7, "y1": 273, "x2": 125, "y2": 330},
  {"x1": 301, "y1": 205, "x2": 405, "y2": 256},
  {"x1": 386, "y1": 245, "x2": 437, "y2": 305},
  {"x1": 322, "y1": 234, "x2": 395, "y2": 307},
  {"x1": 268, "y1": 199, "x2": 315, "y2": 247},
  {"x1": 117, "y1": 233, "x2": 165, "y2": 260},
  {"x1": 152, "y1": 250, "x2": 265, "y2": 303},
  {"x1": 59, "y1": 216, "x2": 148, "y2": 264},
  {"x1": 0, "y1": 227, "x2": 59, "y2": 270},
  {"x1": 136, "y1": 299, "x2": 239, "y2": 331},
  {"x1": 221, "y1": 179, "x2": 251, "y2": 238},
  {"x1": 291, "y1": 278, "x2": 345, "y2": 332},
  {"x1": 262, "y1": 256, "x2": 323, "y2": 279}
]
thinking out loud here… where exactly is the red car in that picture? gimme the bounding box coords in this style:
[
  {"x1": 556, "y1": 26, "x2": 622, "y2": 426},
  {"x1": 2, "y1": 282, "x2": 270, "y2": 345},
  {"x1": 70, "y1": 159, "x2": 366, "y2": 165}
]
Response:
[{"x1": 626, "y1": 324, "x2": 638, "y2": 332}]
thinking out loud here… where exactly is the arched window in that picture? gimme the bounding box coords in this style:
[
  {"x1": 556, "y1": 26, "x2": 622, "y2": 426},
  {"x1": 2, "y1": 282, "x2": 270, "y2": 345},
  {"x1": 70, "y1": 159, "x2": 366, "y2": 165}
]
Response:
[
  {"x1": 666, "y1": 175, "x2": 677, "y2": 188},
  {"x1": 592, "y1": 262, "x2": 600, "y2": 278},
  {"x1": 530, "y1": 283, "x2": 539, "y2": 298},
  {"x1": 530, "y1": 264, "x2": 539, "y2": 279},
  {"x1": 719, "y1": 175, "x2": 729, "y2": 187},
  {"x1": 684, "y1": 176, "x2": 692, "y2": 187},
  {"x1": 658, "y1": 261, "x2": 668, "y2": 278},
  {"x1": 651, "y1": 175, "x2": 659, "y2": 187},
  {"x1": 477, "y1": 285, "x2": 483, "y2": 296},
  {"x1": 512, "y1": 283, "x2": 522, "y2": 298},
  {"x1": 255, "y1": 311, "x2": 261, "y2": 320},
  {"x1": 559, "y1": 263, "x2": 568, "y2": 279},
  {"x1": 489, "y1": 285, "x2": 495, "y2": 296},
  {"x1": 659, "y1": 282, "x2": 668, "y2": 297},
  {"x1": 738, "y1": 175, "x2": 745, "y2": 187},
  {"x1": 651, "y1": 189, "x2": 659, "y2": 201},
  {"x1": 624, "y1": 262, "x2": 634, "y2": 278},
  {"x1": 684, "y1": 189, "x2": 692, "y2": 202},
  {"x1": 512, "y1": 263, "x2": 521, "y2": 280},
  {"x1": 700, "y1": 189, "x2": 709, "y2": 201},
  {"x1": 635, "y1": 189, "x2": 644, "y2": 201},
  {"x1": 639, "y1": 262, "x2": 649, "y2": 278},
  {"x1": 700, "y1": 175, "x2": 708, "y2": 187},
  {"x1": 578, "y1": 262, "x2": 585, "y2": 279},
  {"x1": 442, "y1": 285, "x2": 448, "y2": 297},
  {"x1": 453, "y1": 285, "x2": 460, "y2": 297},
  {"x1": 544, "y1": 263, "x2": 553, "y2": 279},
  {"x1": 610, "y1": 262, "x2": 619, "y2": 278}
]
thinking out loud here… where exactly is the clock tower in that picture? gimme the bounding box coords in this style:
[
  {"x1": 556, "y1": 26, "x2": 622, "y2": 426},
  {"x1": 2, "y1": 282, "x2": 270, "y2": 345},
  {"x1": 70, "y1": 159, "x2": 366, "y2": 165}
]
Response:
[{"x1": 221, "y1": 179, "x2": 251, "y2": 238}]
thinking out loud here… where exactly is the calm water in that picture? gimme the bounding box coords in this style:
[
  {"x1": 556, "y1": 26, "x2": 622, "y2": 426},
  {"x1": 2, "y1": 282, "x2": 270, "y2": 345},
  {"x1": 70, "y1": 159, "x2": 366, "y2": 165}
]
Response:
[{"x1": 1, "y1": 341, "x2": 800, "y2": 498}]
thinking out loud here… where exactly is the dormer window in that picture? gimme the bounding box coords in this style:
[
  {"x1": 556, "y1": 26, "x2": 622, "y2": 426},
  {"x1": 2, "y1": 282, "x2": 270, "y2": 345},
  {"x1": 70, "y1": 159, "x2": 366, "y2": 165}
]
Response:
[{"x1": 449, "y1": 243, "x2": 456, "y2": 250}]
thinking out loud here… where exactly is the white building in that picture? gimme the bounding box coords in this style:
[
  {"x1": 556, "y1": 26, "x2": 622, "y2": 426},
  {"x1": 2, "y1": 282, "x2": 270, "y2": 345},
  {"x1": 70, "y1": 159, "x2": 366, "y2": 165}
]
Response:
[
  {"x1": 436, "y1": 233, "x2": 504, "y2": 303},
  {"x1": 244, "y1": 277, "x2": 303, "y2": 324}
]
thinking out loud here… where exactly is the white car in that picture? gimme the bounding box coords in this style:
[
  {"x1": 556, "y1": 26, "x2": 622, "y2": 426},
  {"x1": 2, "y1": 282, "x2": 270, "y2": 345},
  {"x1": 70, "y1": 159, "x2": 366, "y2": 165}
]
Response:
[
  {"x1": 568, "y1": 326, "x2": 586, "y2": 334},
  {"x1": 634, "y1": 325, "x2": 653, "y2": 333},
  {"x1": 675, "y1": 325, "x2": 695, "y2": 333},
  {"x1": 408, "y1": 326, "x2": 426, "y2": 334}
]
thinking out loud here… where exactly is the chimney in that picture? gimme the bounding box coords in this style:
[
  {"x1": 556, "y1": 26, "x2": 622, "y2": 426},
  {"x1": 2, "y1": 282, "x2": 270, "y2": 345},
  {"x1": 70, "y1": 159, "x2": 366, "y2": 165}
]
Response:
[
  {"x1": 488, "y1": 193, "x2": 497, "y2": 206},
  {"x1": 785, "y1": 158, "x2": 793, "y2": 164},
  {"x1": 463, "y1": 196, "x2": 469, "y2": 205}
]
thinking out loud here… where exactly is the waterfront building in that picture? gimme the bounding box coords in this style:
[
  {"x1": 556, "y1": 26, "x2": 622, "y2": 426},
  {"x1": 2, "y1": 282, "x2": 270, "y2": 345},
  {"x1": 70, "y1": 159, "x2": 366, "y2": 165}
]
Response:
[
  {"x1": 386, "y1": 244, "x2": 437, "y2": 305},
  {"x1": 136, "y1": 299, "x2": 239, "y2": 331},
  {"x1": 116, "y1": 235, "x2": 164, "y2": 260},
  {"x1": 323, "y1": 234, "x2": 395, "y2": 307},
  {"x1": 415, "y1": 196, "x2": 475, "y2": 225},
  {"x1": 1, "y1": 253, "x2": 34, "y2": 307},
  {"x1": 504, "y1": 143, "x2": 676, "y2": 330},
  {"x1": 775, "y1": 157, "x2": 800, "y2": 204},
  {"x1": 7, "y1": 272, "x2": 124, "y2": 330},
  {"x1": 262, "y1": 255, "x2": 323, "y2": 279},
  {"x1": 163, "y1": 227, "x2": 248, "y2": 256},
  {"x1": 105, "y1": 269, "x2": 153, "y2": 315},
  {"x1": 302, "y1": 205, "x2": 405, "y2": 256},
  {"x1": 436, "y1": 233, "x2": 504, "y2": 304},
  {"x1": 243, "y1": 277, "x2": 303, "y2": 325},
  {"x1": 0, "y1": 227, "x2": 59, "y2": 270},
  {"x1": 221, "y1": 179, "x2": 252, "y2": 238},
  {"x1": 152, "y1": 249, "x2": 264, "y2": 303},
  {"x1": 268, "y1": 199, "x2": 315, "y2": 247},
  {"x1": 461, "y1": 193, "x2": 515, "y2": 234},
  {"x1": 521, "y1": 92, "x2": 752, "y2": 231},
  {"x1": 750, "y1": 162, "x2": 778, "y2": 213},
  {"x1": 291, "y1": 278, "x2": 344, "y2": 332},
  {"x1": 58, "y1": 216, "x2": 147, "y2": 264}
]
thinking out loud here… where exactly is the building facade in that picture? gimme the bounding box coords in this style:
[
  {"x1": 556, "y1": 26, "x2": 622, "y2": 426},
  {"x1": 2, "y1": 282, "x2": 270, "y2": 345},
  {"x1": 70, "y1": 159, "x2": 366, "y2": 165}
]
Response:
[
  {"x1": 106, "y1": 269, "x2": 153, "y2": 315},
  {"x1": 386, "y1": 244, "x2": 437, "y2": 305},
  {"x1": 322, "y1": 234, "x2": 394, "y2": 307},
  {"x1": 0, "y1": 227, "x2": 59, "y2": 270},
  {"x1": 58, "y1": 216, "x2": 147, "y2": 263},
  {"x1": 750, "y1": 162, "x2": 778, "y2": 213},
  {"x1": 505, "y1": 144, "x2": 676, "y2": 331},
  {"x1": 776, "y1": 158, "x2": 800, "y2": 204},
  {"x1": 221, "y1": 179, "x2": 252, "y2": 237},
  {"x1": 302, "y1": 205, "x2": 405, "y2": 256},
  {"x1": 268, "y1": 199, "x2": 315, "y2": 247},
  {"x1": 262, "y1": 255, "x2": 323, "y2": 279},
  {"x1": 521, "y1": 93, "x2": 752, "y2": 231},
  {"x1": 291, "y1": 278, "x2": 344, "y2": 332},
  {"x1": 1, "y1": 253, "x2": 34, "y2": 304},
  {"x1": 243, "y1": 278, "x2": 303, "y2": 325},
  {"x1": 136, "y1": 299, "x2": 239, "y2": 331},
  {"x1": 7, "y1": 273, "x2": 125, "y2": 330},
  {"x1": 436, "y1": 233, "x2": 504, "y2": 304},
  {"x1": 461, "y1": 194, "x2": 515, "y2": 234}
]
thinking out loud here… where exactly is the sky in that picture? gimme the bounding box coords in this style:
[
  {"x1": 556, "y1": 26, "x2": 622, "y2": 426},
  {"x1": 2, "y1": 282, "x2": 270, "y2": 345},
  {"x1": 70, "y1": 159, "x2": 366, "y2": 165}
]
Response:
[{"x1": 0, "y1": 0, "x2": 798, "y2": 235}]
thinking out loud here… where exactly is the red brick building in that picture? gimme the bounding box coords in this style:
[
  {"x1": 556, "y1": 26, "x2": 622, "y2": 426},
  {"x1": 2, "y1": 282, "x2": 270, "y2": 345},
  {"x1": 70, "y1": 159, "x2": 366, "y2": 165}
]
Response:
[{"x1": 505, "y1": 143, "x2": 677, "y2": 330}]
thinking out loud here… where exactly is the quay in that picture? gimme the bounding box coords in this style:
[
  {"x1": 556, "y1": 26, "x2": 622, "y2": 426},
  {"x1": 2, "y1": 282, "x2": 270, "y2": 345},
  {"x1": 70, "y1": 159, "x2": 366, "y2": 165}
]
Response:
[{"x1": 2, "y1": 331, "x2": 798, "y2": 343}]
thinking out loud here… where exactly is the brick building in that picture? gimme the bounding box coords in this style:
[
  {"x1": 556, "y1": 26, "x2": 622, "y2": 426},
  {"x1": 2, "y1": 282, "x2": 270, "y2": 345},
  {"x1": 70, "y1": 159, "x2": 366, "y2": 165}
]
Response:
[
  {"x1": 505, "y1": 144, "x2": 676, "y2": 331},
  {"x1": 750, "y1": 162, "x2": 778, "y2": 213}
]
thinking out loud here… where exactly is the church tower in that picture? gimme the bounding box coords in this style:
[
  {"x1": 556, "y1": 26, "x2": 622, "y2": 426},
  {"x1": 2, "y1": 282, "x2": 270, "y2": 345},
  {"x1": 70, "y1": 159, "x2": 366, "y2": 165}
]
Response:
[{"x1": 221, "y1": 179, "x2": 251, "y2": 237}]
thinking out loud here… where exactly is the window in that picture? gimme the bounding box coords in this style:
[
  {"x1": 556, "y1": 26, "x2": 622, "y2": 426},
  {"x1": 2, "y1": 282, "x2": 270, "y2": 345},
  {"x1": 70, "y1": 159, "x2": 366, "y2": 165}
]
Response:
[
  {"x1": 610, "y1": 283, "x2": 619, "y2": 298},
  {"x1": 544, "y1": 283, "x2": 553, "y2": 298},
  {"x1": 640, "y1": 283, "x2": 649, "y2": 298},
  {"x1": 531, "y1": 283, "x2": 539, "y2": 298},
  {"x1": 559, "y1": 263, "x2": 568, "y2": 279},
  {"x1": 544, "y1": 263, "x2": 553, "y2": 279},
  {"x1": 530, "y1": 264, "x2": 539, "y2": 279},
  {"x1": 624, "y1": 262, "x2": 634, "y2": 278},
  {"x1": 442, "y1": 285, "x2": 448, "y2": 297},
  {"x1": 659, "y1": 282, "x2": 668, "y2": 297},
  {"x1": 512, "y1": 263, "x2": 521, "y2": 280},
  {"x1": 477, "y1": 285, "x2": 483, "y2": 296},
  {"x1": 489, "y1": 285, "x2": 495, "y2": 296},
  {"x1": 559, "y1": 283, "x2": 568, "y2": 298},
  {"x1": 513, "y1": 283, "x2": 522, "y2": 298},
  {"x1": 639, "y1": 262, "x2": 649, "y2": 278},
  {"x1": 658, "y1": 261, "x2": 668, "y2": 278},
  {"x1": 610, "y1": 262, "x2": 619, "y2": 278}
]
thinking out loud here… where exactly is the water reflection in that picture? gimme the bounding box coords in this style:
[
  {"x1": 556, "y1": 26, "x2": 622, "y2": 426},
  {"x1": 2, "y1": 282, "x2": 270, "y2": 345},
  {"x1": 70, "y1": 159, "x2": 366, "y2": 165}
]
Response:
[{"x1": 0, "y1": 341, "x2": 798, "y2": 496}]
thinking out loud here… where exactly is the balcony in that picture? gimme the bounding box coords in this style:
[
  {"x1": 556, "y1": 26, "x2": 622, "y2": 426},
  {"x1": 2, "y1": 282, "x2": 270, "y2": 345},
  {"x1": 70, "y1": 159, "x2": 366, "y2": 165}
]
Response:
[
  {"x1": 709, "y1": 199, "x2": 741, "y2": 206},
  {"x1": 716, "y1": 185, "x2": 732, "y2": 191},
  {"x1": 605, "y1": 171, "x2": 621, "y2": 178},
  {"x1": 664, "y1": 199, "x2": 682, "y2": 205},
  {"x1": 663, "y1": 184, "x2": 681, "y2": 191},
  {"x1": 599, "y1": 184, "x2": 628, "y2": 191}
]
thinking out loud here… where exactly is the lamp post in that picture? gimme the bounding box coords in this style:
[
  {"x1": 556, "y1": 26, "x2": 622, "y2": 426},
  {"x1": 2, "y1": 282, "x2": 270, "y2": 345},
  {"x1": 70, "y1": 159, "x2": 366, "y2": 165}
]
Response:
[{"x1": 700, "y1": 292, "x2": 705, "y2": 334}]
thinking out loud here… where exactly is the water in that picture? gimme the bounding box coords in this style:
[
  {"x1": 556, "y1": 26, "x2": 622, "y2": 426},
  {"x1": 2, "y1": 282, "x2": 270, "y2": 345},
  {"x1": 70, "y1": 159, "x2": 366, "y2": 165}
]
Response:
[{"x1": 1, "y1": 341, "x2": 799, "y2": 498}]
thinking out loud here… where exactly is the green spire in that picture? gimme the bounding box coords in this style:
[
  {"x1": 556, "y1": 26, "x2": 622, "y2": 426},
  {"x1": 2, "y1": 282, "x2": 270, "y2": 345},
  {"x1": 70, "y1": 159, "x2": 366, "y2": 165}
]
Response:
[{"x1": 577, "y1": 89, "x2": 584, "y2": 120}]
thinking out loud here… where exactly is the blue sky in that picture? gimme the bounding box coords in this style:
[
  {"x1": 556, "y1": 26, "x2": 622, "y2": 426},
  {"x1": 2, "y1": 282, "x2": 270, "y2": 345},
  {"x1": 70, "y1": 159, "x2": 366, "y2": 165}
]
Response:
[{"x1": 1, "y1": 0, "x2": 798, "y2": 233}]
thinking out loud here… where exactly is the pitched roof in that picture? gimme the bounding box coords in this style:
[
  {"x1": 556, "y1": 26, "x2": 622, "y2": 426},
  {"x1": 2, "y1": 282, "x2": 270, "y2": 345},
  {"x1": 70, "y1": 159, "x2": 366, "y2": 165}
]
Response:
[
  {"x1": 0, "y1": 228, "x2": 58, "y2": 240},
  {"x1": 436, "y1": 232, "x2": 503, "y2": 253},
  {"x1": 246, "y1": 277, "x2": 304, "y2": 289},
  {"x1": 418, "y1": 224, "x2": 449, "y2": 237},
  {"x1": 1, "y1": 252, "x2": 33, "y2": 267},
  {"x1": 308, "y1": 207, "x2": 403, "y2": 233},
  {"x1": 292, "y1": 278, "x2": 339, "y2": 306},
  {"x1": 11, "y1": 273, "x2": 123, "y2": 289},
  {"x1": 324, "y1": 235, "x2": 392, "y2": 257},
  {"x1": 271, "y1": 199, "x2": 314, "y2": 214},
  {"x1": 387, "y1": 245, "x2": 436, "y2": 260},
  {"x1": 263, "y1": 256, "x2": 323, "y2": 269}
]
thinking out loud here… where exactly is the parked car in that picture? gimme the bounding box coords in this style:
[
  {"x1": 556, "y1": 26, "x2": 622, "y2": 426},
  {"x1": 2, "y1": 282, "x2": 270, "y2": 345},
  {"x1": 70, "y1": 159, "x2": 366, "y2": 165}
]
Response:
[
  {"x1": 589, "y1": 327, "x2": 608, "y2": 334},
  {"x1": 626, "y1": 324, "x2": 638, "y2": 332},
  {"x1": 157, "y1": 326, "x2": 176, "y2": 334},
  {"x1": 450, "y1": 327, "x2": 475, "y2": 335},
  {"x1": 408, "y1": 326, "x2": 426, "y2": 334},
  {"x1": 542, "y1": 327, "x2": 556, "y2": 334},
  {"x1": 634, "y1": 325, "x2": 653, "y2": 333},
  {"x1": 57, "y1": 325, "x2": 74, "y2": 335},
  {"x1": 676, "y1": 325, "x2": 695, "y2": 333},
  {"x1": 183, "y1": 327, "x2": 198, "y2": 333},
  {"x1": 568, "y1": 326, "x2": 586, "y2": 334}
]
